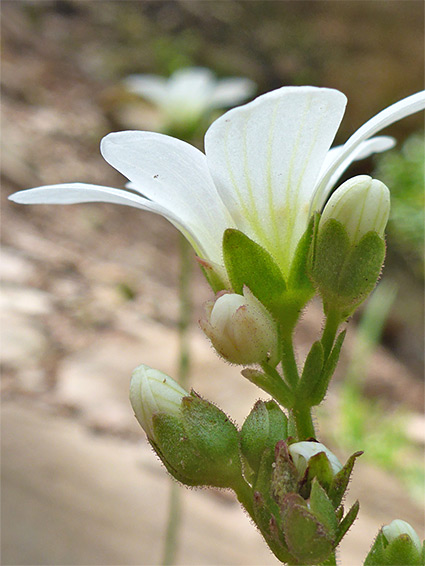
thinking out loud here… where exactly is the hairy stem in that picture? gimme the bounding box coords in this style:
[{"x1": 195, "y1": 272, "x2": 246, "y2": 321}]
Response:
[
  {"x1": 162, "y1": 236, "x2": 192, "y2": 565},
  {"x1": 321, "y1": 308, "x2": 341, "y2": 360}
]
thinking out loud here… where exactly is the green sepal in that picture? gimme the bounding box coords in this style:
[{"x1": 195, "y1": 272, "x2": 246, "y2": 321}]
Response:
[
  {"x1": 271, "y1": 441, "x2": 299, "y2": 506},
  {"x1": 310, "y1": 219, "x2": 386, "y2": 316},
  {"x1": 242, "y1": 368, "x2": 294, "y2": 409},
  {"x1": 328, "y1": 450, "x2": 363, "y2": 508},
  {"x1": 287, "y1": 215, "x2": 316, "y2": 296},
  {"x1": 240, "y1": 400, "x2": 288, "y2": 473},
  {"x1": 252, "y1": 491, "x2": 294, "y2": 564},
  {"x1": 223, "y1": 229, "x2": 286, "y2": 312},
  {"x1": 309, "y1": 479, "x2": 338, "y2": 537},
  {"x1": 310, "y1": 218, "x2": 350, "y2": 304},
  {"x1": 364, "y1": 532, "x2": 387, "y2": 566},
  {"x1": 299, "y1": 451, "x2": 335, "y2": 499},
  {"x1": 309, "y1": 330, "x2": 346, "y2": 406},
  {"x1": 337, "y1": 231, "x2": 386, "y2": 316},
  {"x1": 384, "y1": 535, "x2": 424, "y2": 566},
  {"x1": 180, "y1": 393, "x2": 242, "y2": 486},
  {"x1": 335, "y1": 500, "x2": 359, "y2": 546},
  {"x1": 297, "y1": 341, "x2": 324, "y2": 402},
  {"x1": 152, "y1": 413, "x2": 205, "y2": 486},
  {"x1": 281, "y1": 493, "x2": 334, "y2": 565}
]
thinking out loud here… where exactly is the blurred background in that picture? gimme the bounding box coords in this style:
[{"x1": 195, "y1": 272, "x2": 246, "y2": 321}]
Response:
[{"x1": 1, "y1": 1, "x2": 424, "y2": 565}]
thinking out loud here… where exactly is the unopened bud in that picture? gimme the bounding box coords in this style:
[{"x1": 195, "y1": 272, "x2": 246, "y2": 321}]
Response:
[
  {"x1": 288, "y1": 441, "x2": 342, "y2": 477},
  {"x1": 320, "y1": 175, "x2": 390, "y2": 245},
  {"x1": 382, "y1": 520, "x2": 422, "y2": 553},
  {"x1": 130, "y1": 364, "x2": 187, "y2": 441},
  {"x1": 200, "y1": 286, "x2": 278, "y2": 365},
  {"x1": 310, "y1": 175, "x2": 390, "y2": 316}
]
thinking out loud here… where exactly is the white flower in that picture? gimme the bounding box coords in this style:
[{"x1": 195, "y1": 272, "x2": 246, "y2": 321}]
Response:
[
  {"x1": 200, "y1": 287, "x2": 279, "y2": 365},
  {"x1": 288, "y1": 441, "x2": 342, "y2": 476},
  {"x1": 124, "y1": 67, "x2": 256, "y2": 128},
  {"x1": 9, "y1": 87, "x2": 425, "y2": 281},
  {"x1": 129, "y1": 364, "x2": 187, "y2": 441},
  {"x1": 382, "y1": 519, "x2": 422, "y2": 552},
  {"x1": 320, "y1": 175, "x2": 390, "y2": 244}
]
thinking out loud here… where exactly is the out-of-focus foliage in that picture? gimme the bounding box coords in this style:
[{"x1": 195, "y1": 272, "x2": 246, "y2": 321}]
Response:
[{"x1": 374, "y1": 134, "x2": 425, "y2": 278}]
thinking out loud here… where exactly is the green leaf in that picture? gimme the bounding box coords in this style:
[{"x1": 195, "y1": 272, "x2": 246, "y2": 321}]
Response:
[
  {"x1": 297, "y1": 341, "x2": 324, "y2": 402},
  {"x1": 310, "y1": 330, "x2": 346, "y2": 406},
  {"x1": 242, "y1": 368, "x2": 295, "y2": 409},
  {"x1": 223, "y1": 229, "x2": 286, "y2": 312},
  {"x1": 309, "y1": 479, "x2": 338, "y2": 537}
]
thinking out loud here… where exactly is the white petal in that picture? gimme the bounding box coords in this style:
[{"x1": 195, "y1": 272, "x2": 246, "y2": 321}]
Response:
[
  {"x1": 124, "y1": 75, "x2": 168, "y2": 105},
  {"x1": 313, "y1": 90, "x2": 425, "y2": 210},
  {"x1": 204, "y1": 86, "x2": 347, "y2": 274},
  {"x1": 209, "y1": 78, "x2": 256, "y2": 109},
  {"x1": 101, "y1": 131, "x2": 234, "y2": 262},
  {"x1": 314, "y1": 136, "x2": 395, "y2": 210},
  {"x1": 8, "y1": 183, "x2": 213, "y2": 260}
]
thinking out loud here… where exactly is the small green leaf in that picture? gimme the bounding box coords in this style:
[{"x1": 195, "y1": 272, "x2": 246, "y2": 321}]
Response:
[
  {"x1": 223, "y1": 229, "x2": 286, "y2": 312},
  {"x1": 242, "y1": 368, "x2": 295, "y2": 408}
]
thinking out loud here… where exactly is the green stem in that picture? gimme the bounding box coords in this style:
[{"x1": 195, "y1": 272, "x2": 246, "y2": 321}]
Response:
[
  {"x1": 161, "y1": 482, "x2": 182, "y2": 565},
  {"x1": 321, "y1": 308, "x2": 341, "y2": 360},
  {"x1": 280, "y1": 330, "x2": 299, "y2": 389},
  {"x1": 162, "y1": 236, "x2": 192, "y2": 565},
  {"x1": 291, "y1": 403, "x2": 315, "y2": 440}
]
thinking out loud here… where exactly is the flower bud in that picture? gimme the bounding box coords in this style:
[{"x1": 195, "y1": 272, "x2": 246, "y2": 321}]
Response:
[
  {"x1": 288, "y1": 441, "x2": 342, "y2": 477},
  {"x1": 310, "y1": 175, "x2": 390, "y2": 316},
  {"x1": 200, "y1": 286, "x2": 278, "y2": 365},
  {"x1": 129, "y1": 364, "x2": 187, "y2": 441},
  {"x1": 365, "y1": 519, "x2": 423, "y2": 565},
  {"x1": 320, "y1": 175, "x2": 390, "y2": 245},
  {"x1": 382, "y1": 520, "x2": 422, "y2": 553}
]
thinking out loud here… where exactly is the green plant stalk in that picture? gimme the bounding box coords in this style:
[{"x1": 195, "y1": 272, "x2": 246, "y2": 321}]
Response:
[
  {"x1": 291, "y1": 402, "x2": 316, "y2": 440},
  {"x1": 321, "y1": 308, "x2": 341, "y2": 359},
  {"x1": 161, "y1": 235, "x2": 192, "y2": 565}
]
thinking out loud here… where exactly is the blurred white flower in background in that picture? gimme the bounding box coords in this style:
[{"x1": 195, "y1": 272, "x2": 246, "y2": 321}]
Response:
[{"x1": 124, "y1": 67, "x2": 256, "y2": 133}]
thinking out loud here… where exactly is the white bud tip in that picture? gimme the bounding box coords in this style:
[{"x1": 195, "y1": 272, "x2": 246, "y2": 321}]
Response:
[{"x1": 130, "y1": 364, "x2": 187, "y2": 440}]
